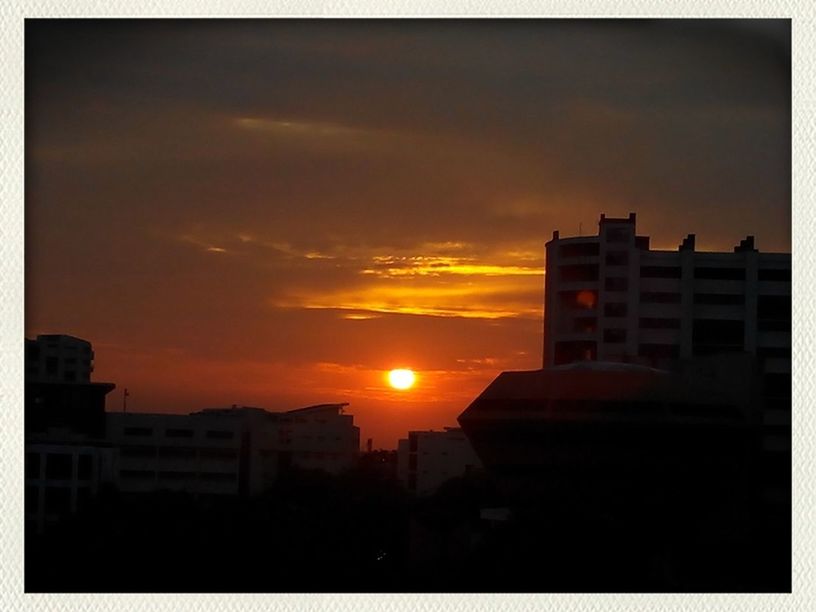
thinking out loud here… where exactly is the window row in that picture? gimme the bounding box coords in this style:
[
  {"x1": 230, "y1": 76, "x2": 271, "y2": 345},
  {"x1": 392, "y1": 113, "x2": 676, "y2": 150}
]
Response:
[
  {"x1": 123, "y1": 426, "x2": 235, "y2": 440},
  {"x1": 25, "y1": 452, "x2": 93, "y2": 480}
]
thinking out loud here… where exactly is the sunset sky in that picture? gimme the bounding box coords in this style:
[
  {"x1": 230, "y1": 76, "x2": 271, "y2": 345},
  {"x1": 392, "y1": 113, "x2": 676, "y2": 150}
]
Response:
[{"x1": 25, "y1": 19, "x2": 790, "y2": 448}]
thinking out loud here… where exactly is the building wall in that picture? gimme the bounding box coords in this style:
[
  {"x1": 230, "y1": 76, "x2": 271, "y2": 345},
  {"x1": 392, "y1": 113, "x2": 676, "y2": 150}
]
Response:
[
  {"x1": 25, "y1": 441, "x2": 118, "y2": 535},
  {"x1": 107, "y1": 413, "x2": 243, "y2": 495},
  {"x1": 544, "y1": 214, "x2": 790, "y2": 371},
  {"x1": 26, "y1": 335, "x2": 94, "y2": 384},
  {"x1": 543, "y1": 213, "x2": 791, "y2": 503},
  {"x1": 106, "y1": 404, "x2": 360, "y2": 497},
  {"x1": 396, "y1": 428, "x2": 482, "y2": 496}
]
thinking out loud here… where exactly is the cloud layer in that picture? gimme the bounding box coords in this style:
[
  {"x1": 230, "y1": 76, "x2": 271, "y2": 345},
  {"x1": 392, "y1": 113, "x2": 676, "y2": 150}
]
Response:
[{"x1": 26, "y1": 20, "x2": 790, "y2": 446}]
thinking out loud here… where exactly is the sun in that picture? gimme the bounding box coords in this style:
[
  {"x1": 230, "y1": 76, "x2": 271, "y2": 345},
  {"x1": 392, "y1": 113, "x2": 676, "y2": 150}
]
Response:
[{"x1": 387, "y1": 368, "x2": 416, "y2": 390}]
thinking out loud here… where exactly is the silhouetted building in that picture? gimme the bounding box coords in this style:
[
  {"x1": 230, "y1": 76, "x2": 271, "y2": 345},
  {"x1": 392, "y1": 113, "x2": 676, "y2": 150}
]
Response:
[
  {"x1": 359, "y1": 449, "x2": 399, "y2": 480},
  {"x1": 26, "y1": 334, "x2": 94, "y2": 383},
  {"x1": 543, "y1": 213, "x2": 790, "y2": 504},
  {"x1": 26, "y1": 436, "x2": 119, "y2": 535},
  {"x1": 459, "y1": 357, "x2": 761, "y2": 487},
  {"x1": 25, "y1": 335, "x2": 117, "y2": 534},
  {"x1": 396, "y1": 428, "x2": 481, "y2": 495},
  {"x1": 456, "y1": 356, "x2": 787, "y2": 590},
  {"x1": 106, "y1": 403, "x2": 360, "y2": 496}
]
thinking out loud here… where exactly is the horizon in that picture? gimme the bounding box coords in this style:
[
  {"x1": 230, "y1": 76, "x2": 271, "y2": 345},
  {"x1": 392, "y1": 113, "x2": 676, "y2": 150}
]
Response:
[{"x1": 25, "y1": 19, "x2": 791, "y2": 449}]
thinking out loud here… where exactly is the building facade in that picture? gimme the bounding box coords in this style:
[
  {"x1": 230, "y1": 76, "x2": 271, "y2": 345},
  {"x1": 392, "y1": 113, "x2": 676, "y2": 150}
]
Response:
[
  {"x1": 26, "y1": 437, "x2": 119, "y2": 535},
  {"x1": 25, "y1": 335, "x2": 116, "y2": 534},
  {"x1": 543, "y1": 213, "x2": 790, "y2": 503},
  {"x1": 26, "y1": 334, "x2": 94, "y2": 383},
  {"x1": 107, "y1": 403, "x2": 360, "y2": 496},
  {"x1": 396, "y1": 428, "x2": 482, "y2": 496},
  {"x1": 543, "y1": 213, "x2": 790, "y2": 370}
]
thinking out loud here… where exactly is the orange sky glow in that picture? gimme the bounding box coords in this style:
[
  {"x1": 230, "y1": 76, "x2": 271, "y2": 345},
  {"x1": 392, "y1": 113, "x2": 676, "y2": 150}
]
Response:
[{"x1": 26, "y1": 20, "x2": 790, "y2": 447}]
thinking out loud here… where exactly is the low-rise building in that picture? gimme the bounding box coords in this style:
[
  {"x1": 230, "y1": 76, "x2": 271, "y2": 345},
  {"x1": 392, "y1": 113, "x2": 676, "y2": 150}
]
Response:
[
  {"x1": 106, "y1": 403, "x2": 360, "y2": 496},
  {"x1": 397, "y1": 428, "x2": 482, "y2": 495}
]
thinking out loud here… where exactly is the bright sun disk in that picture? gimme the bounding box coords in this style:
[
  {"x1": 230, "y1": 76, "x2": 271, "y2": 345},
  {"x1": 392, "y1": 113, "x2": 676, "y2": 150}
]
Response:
[{"x1": 388, "y1": 368, "x2": 416, "y2": 390}]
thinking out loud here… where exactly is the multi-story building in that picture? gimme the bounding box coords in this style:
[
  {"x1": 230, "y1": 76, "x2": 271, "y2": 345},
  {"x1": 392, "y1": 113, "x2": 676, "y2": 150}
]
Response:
[
  {"x1": 543, "y1": 213, "x2": 790, "y2": 503},
  {"x1": 396, "y1": 428, "x2": 482, "y2": 496},
  {"x1": 106, "y1": 403, "x2": 360, "y2": 496},
  {"x1": 25, "y1": 335, "x2": 116, "y2": 534},
  {"x1": 26, "y1": 334, "x2": 94, "y2": 383},
  {"x1": 26, "y1": 435, "x2": 119, "y2": 535},
  {"x1": 456, "y1": 355, "x2": 783, "y2": 588},
  {"x1": 543, "y1": 213, "x2": 790, "y2": 370},
  {"x1": 25, "y1": 334, "x2": 361, "y2": 534}
]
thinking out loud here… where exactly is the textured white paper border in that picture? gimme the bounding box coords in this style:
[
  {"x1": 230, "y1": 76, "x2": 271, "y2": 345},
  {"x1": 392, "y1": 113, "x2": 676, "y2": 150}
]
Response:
[{"x1": 1, "y1": 2, "x2": 812, "y2": 610}]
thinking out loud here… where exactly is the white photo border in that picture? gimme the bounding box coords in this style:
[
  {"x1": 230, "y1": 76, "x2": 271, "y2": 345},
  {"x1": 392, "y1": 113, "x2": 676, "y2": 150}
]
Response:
[{"x1": 2, "y1": 2, "x2": 812, "y2": 610}]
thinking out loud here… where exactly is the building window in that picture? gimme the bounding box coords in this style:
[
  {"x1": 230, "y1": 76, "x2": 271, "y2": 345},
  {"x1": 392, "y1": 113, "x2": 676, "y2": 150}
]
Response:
[
  {"x1": 64, "y1": 370, "x2": 76, "y2": 382},
  {"x1": 199, "y1": 472, "x2": 236, "y2": 483},
  {"x1": 692, "y1": 319, "x2": 744, "y2": 352},
  {"x1": 640, "y1": 292, "x2": 681, "y2": 303},
  {"x1": 764, "y1": 373, "x2": 791, "y2": 399},
  {"x1": 604, "y1": 302, "x2": 627, "y2": 317},
  {"x1": 560, "y1": 264, "x2": 599, "y2": 282},
  {"x1": 77, "y1": 454, "x2": 93, "y2": 480},
  {"x1": 694, "y1": 293, "x2": 745, "y2": 305},
  {"x1": 158, "y1": 470, "x2": 196, "y2": 481},
  {"x1": 76, "y1": 486, "x2": 92, "y2": 512},
  {"x1": 694, "y1": 267, "x2": 745, "y2": 281},
  {"x1": 159, "y1": 447, "x2": 196, "y2": 459},
  {"x1": 205, "y1": 430, "x2": 234, "y2": 440},
  {"x1": 605, "y1": 277, "x2": 628, "y2": 292},
  {"x1": 757, "y1": 346, "x2": 790, "y2": 361},
  {"x1": 572, "y1": 317, "x2": 597, "y2": 333},
  {"x1": 26, "y1": 485, "x2": 39, "y2": 514},
  {"x1": 559, "y1": 290, "x2": 598, "y2": 310},
  {"x1": 165, "y1": 428, "x2": 194, "y2": 438},
  {"x1": 45, "y1": 453, "x2": 72, "y2": 480},
  {"x1": 605, "y1": 228, "x2": 630, "y2": 243},
  {"x1": 560, "y1": 242, "x2": 599, "y2": 258},
  {"x1": 121, "y1": 445, "x2": 155, "y2": 458},
  {"x1": 758, "y1": 295, "x2": 791, "y2": 321},
  {"x1": 198, "y1": 448, "x2": 236, "y2": 460},
  {"x1": 554, "y1": 341, "x2": 597, "y2": 364},
  {"x1": 124, "y1": 427, "x2": 153, "y2": 437},
  {"x1": 121, "y1": 469, "x2": 154, "y2": 480},
  {"x1": 759, "y1": 268, "x2": 791, "y2": 282},
  {"x1": 26, "y1": 453, "x2": 41, "y2": 479},
  {"x1": 641, "y1": 266, "x2": 681, "y2": 279},
  {"x1": 758, "y1": 319, "x2": 791, "y2": 332},
  {"x1": 44, "y1": 487, "x2": 72, "y2": 514},
  {"x1": 45, "y1": 357, "x2": 58, "y2": 375},
  {"x1": 603, "y1": 329, "x2": 627, "y2": 343},
  {"x1": 639, "y1": 318, "x2": 681, "y2": 329},
  {"x1": 605, "y1": 251, "x2": 629, "y2": 266},
  {"x1": 638, "y1": 343, "x2": 680, "y2": 360}
]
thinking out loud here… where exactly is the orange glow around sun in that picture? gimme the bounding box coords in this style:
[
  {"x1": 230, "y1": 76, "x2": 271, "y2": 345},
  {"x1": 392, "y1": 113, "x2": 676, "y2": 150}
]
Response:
[{"x1": 387, "y1": 368, "x2": 416, "y2": 390}]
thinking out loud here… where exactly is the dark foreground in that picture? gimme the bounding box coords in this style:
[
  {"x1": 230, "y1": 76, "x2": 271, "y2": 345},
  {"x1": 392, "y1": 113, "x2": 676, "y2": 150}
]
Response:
[{"x1": 26, "y1": 467, "x2": 790, "y2": 593}]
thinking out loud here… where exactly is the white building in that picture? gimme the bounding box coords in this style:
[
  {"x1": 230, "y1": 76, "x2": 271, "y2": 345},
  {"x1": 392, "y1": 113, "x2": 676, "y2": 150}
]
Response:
[
  {"x1": 543, "y1": 213, "x2": 790, "y2": 502},
  {"x1": 26, "y1": 334, "x2": 94, "y2": 383},
  {"x1": 106, "y1": 403, "x2": 360, "y2": 496},
  {"x1": 396, "y1": 428, "x2": 481, "y2": 496}
]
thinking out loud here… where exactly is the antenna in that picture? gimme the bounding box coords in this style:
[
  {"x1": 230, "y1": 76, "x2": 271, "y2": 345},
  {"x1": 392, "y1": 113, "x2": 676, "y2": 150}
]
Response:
[
  {"x1": 123, "y1": 388, "x2": 129, "y2": 413},
  {"x1": 578, "y1": 222, "x2": 583, "y2": 236}
]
